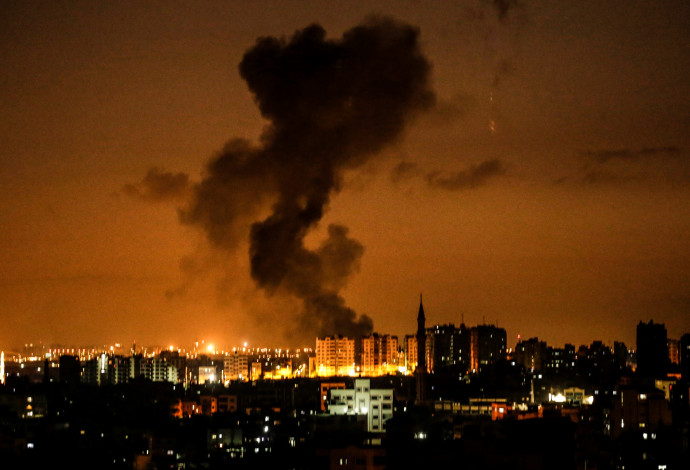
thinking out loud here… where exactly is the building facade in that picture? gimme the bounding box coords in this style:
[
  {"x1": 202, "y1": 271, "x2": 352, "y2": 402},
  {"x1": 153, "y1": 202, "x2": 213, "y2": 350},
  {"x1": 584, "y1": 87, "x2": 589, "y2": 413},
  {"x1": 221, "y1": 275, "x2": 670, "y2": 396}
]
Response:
[
  {"x1": 360, "y1": 333, "x2": 398, "y2": 376},
  {"x1": 515, "y1": 337, "x2": 548, "y2": 372},
  {"x1": 470, "y1": 324, "x2": 507, "y2": 372},
  {"x1": 316, "y1": 336, "x2": 355, "y2": 377},
  {"x1": 328, "y1": 378, "x2": 394, "y2": 433},
  {"x1": 224, "y1": 353, "x2": 249, "y2": 382}
]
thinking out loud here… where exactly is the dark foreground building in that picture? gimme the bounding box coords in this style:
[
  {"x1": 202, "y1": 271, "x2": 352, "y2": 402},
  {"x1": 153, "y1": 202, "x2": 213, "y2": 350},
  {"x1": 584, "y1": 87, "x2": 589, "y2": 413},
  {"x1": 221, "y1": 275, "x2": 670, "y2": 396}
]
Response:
[{"x1": 637, "y1": 320, "x2": 669, "y2": 378}]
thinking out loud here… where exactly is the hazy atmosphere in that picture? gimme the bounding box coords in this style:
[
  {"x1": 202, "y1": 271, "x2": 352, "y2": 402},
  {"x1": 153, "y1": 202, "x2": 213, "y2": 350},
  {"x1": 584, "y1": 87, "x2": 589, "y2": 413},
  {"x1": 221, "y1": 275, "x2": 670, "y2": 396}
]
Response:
[{"x1": 2, "y1": 0, "x2": 689, "y2": 349}]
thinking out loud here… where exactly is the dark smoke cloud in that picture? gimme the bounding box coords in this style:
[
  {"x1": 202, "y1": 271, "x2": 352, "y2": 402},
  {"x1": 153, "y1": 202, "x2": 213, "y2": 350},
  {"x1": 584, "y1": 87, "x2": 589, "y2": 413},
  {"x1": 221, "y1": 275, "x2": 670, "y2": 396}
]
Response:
[
  {"x1": 492, "y1": 0, "x2": 522, "y2": 21},
  {"x1": 178, "y1": 139, "x2": 273, "y2": 250},
  {"x1": 180, "y1": 17, "x2": 434, "y2": 339},
  {"x1": 555, "y1": 145, "x2": 688, "y2": 185},
  {"x1": 426, "y1": 159, "x2": 505, "y2": 190},
  {"x1": 583, "y1": 146, "x2": 682, "y2": 163},
  {"x1": 462, "y1": 0, "x2": 524, "y2": 23},
  {"x1": 123, "y1": 167, "x2": 190, "y2": 202},
  {"x1": 390, "y1": 159, "x2": 506, "y2": 190}
]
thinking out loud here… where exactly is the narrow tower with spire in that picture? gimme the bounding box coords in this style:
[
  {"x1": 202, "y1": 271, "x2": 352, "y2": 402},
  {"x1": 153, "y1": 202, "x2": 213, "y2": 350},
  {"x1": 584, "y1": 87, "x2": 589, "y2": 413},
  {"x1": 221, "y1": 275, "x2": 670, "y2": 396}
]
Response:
[{"x1": 415, "y1": 294, "x2": 427, "y2": 404}]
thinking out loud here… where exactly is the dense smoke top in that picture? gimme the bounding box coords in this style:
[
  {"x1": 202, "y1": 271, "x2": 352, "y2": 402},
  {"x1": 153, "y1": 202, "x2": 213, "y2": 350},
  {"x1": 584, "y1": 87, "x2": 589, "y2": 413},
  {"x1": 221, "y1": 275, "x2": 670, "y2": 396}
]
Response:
[{"x1": 180, "y1": 17, "x2": 434, "y2": 339}]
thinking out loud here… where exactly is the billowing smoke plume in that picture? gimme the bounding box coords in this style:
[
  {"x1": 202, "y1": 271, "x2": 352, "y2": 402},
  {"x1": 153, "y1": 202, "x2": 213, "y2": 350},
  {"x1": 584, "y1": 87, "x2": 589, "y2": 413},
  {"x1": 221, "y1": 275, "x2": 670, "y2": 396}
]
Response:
[{"x1": 180, "y1": 17, "x2": 434, "y2": 338}]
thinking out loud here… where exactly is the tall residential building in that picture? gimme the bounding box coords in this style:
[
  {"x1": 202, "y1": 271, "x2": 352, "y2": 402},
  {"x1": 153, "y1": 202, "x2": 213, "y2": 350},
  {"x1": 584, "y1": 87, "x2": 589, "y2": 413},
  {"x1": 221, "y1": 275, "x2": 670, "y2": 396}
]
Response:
[
  {"x1": 159, "y1": 350, "x2": 186, "y2": 383},
  {"x1": 546, "y1": 344, "x2": 576, "y2": 371},
  {"x1": 58, "y1": 355, "x2": 81, "y2": 386},
  {"x1": 405, "y1": 333, "x2": 433, "y2": 374},
  {"x1": 380, "y1": 335, "x2": 398, "y2": 374},
  {"x1": 427, "y1": 324, "x2": 449, "y2": 372},
  {"x1": 81, "y1": 353, "x2": 109, "y2": 385},
  {"x1": 107, "y1": 355, "x2": 131, "y2": 385},
  {"x1": 130, "y1": 354, "x2": 145, "y2": 379},
  {"x1": 427, "y1": 323, "x2": 471, "y2": 374},
  {"x1": 680, "y1": 333, "x2": 690, "y2": 380},
  {"x1": 147, "y1": 357, "x2": 178, "y2": 383},
  {"x1": 613, "y1": 341, "x2": 630, "y2": 369},
  {"x1": 404, "y1": 334, "x2": 418, "y2": 373},
  {"x1": 316, "y1": 335, "x2": 355, "y2": 377},
  {"x1": 636, "y1": 320, "x2": 669, "y2": 377},
  {"x1": 81, "y1": 358, "x2": 100, "y2": 385},
  {"x1": 361, "y1": 333, "x2": 398, "y2": 376},
  {"x1": 470, "y1": 324, "x2": 507, "y2": 372},
  {"x1": 224, "y1": 352, "x2": 249, "y2": 382},
  {"x1": 416, "y1": 296, "x2": 426, "y2": 373},
  {"x1": 515, "y1": 337, "x2": 548, "y2": 372}
]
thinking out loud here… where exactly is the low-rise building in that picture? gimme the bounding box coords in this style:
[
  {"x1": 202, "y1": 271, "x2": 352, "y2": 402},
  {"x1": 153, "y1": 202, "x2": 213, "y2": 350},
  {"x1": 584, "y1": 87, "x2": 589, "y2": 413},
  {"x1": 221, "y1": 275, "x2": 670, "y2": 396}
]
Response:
[{"x1": 327, "y1": 379, "x2": 393, "y2": 433}]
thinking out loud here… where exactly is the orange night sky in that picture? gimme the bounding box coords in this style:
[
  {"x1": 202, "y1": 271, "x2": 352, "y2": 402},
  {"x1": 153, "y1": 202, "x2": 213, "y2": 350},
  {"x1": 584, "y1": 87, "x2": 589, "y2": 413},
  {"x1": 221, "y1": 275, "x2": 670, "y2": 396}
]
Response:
[{"x1": 1, "y1": 1, "x2": 689, "y2": 350}]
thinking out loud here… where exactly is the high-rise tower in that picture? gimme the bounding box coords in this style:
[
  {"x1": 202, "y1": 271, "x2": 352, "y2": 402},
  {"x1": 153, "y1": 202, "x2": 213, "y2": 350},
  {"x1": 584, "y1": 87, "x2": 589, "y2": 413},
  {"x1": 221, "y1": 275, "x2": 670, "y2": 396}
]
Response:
[
  {"x1": 415, "y1": 295, "x2": 427, "y2": 404},
  {"x1": 416, "y1": 295, "x2": 426, "y2": 373}
]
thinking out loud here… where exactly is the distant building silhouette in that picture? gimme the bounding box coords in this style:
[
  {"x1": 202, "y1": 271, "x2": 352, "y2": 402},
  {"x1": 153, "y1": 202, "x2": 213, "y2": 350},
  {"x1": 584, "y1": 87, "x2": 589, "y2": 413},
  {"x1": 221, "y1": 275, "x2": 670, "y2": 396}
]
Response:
[
  {"x1": 515, "y1": 337, "x2": 547, "y2": 372},
  {"x1": 427, "y1": 323, "x2": 471, "y2": 374},
  {"x1": 680, "y1": 333, "x2": 690, "y2": 380},
  {"x1": 546, "y1": 343, "x2": 576, "y2": 371},
  {"x1": 613, "y1": 341, "x2": 630, "y2": 370},
  {"x1": 58, "y1": 355, "x2": 80, "y2": 386},
  {"x1": 470, "y1": 324, "x2": 507, "y2": 372},
  {"x1": 636, "y1": 320, "x2": 669, "y2": 377}
]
